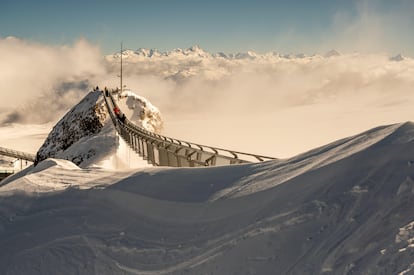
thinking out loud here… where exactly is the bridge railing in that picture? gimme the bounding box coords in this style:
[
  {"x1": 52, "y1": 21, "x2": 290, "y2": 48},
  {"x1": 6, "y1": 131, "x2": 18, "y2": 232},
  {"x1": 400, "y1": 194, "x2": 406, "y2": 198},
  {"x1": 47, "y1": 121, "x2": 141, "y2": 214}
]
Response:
[
  {"x1": 103, "y1": 91, "x2": 276, "y2": 167},
  {"x1": 0, "y1": 146, "x2": 36, "y2": 162}
]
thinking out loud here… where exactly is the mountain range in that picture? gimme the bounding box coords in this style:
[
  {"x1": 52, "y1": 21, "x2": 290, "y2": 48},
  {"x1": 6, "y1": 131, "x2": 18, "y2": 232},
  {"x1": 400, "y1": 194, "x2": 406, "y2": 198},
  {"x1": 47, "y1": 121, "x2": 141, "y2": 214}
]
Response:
[{"x1": 106, "y1": 45, "x2": 408, "y2": 62}]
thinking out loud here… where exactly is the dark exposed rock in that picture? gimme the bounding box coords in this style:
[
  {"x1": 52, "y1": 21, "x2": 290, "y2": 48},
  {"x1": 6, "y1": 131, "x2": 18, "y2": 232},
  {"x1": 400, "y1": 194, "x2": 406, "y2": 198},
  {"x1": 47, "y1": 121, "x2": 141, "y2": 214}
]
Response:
[{"x1": 35, "y1": 91, "x2": 107, "y2": 166}]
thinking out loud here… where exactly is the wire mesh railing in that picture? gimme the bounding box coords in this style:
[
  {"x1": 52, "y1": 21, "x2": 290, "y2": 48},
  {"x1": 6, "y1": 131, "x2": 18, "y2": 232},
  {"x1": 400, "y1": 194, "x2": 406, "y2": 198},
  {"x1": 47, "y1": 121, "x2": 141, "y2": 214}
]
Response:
[
  {"x1": 0, "y1": 146, "x2": 35, "y2": 162},
  {"x1": 103, "y1": 91, "x2": 276, "y2": 167}
]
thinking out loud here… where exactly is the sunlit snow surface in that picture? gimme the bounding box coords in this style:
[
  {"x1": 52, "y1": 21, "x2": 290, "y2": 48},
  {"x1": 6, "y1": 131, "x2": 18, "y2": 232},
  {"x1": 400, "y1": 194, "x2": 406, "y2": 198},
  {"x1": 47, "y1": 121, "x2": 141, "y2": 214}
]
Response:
[{"x1": 1, "y1": 122, "x2": 414, "y2": 274}]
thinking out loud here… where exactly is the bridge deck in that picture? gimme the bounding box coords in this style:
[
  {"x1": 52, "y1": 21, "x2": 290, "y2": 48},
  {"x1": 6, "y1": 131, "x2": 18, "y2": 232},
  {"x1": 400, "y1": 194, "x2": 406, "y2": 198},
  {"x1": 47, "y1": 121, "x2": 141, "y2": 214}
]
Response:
[
  {"x1": 104, "y1": 91, "x2": 276, "y2": 167},
  {"x1": 0, "y1": 147, "x2": 36, "y2": 162}
]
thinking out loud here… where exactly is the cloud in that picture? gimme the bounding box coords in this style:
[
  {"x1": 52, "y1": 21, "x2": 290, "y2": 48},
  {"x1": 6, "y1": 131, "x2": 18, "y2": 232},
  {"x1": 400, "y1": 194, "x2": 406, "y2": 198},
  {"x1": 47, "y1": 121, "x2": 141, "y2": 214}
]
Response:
[
  {"x1": 101, "y1": 49, "x2": 414, "y2": 157},
  {"x1": 1, "y1": 37, "x2": 414, "y2": 157},
  {"x1": 0, "y1": 37, "x2": 105, "y2": 124}
]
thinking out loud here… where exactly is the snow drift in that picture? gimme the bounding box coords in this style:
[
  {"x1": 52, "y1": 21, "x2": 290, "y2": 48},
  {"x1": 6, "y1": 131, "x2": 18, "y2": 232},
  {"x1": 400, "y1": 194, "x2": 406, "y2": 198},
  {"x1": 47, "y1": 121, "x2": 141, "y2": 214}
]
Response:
[{"x1": 1, "y1": 121, "x2": 414, "y2": 274}]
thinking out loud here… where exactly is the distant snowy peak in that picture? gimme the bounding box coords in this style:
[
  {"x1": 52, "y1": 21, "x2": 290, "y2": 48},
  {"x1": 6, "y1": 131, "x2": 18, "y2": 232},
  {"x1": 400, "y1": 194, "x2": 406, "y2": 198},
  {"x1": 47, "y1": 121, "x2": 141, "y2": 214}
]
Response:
[
  {"x1": 134, "y1": 48, "x2": 162, "y2": 58},
  {"x1": 109, "y1": 45, "x2": 211, "y2": 60},
  {"x1": 324, "y1": 49, "x2": 341, "y2": 57},
  {"x1": 185, "y1": 45, "x2": 210, "y2": 57},
  {"x1": 390, "y1": 54, "x2": 405, "y2": 62},
  {"x1": 107, "y1": 46, "x2": 270, "y2": 61}
]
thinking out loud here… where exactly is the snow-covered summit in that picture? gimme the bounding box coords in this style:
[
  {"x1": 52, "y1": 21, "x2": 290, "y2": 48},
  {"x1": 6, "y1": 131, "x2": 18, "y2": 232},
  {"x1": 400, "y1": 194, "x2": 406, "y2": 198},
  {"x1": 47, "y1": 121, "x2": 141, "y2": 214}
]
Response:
[
  {"x1": 34, "y1": 89, "x2": 163, "y2": 168},
  {"x1": 185, "y1": 45, "x2": 210, "y2": 57},
  {"x1": 118, "y1": 90, "x2": 163, "y2": 133},
  {"x1": 34, "y1": 91, "x2": 109, "y2": 167},
  {"x1": 134, "y1": 48, "x2": 162, "y2": 58}
]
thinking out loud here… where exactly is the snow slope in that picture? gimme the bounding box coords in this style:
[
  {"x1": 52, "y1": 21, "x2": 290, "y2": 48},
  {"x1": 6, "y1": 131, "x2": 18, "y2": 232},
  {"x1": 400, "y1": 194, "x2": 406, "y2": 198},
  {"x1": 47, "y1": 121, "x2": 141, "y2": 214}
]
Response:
[{"x1": 1, "y1": 121, "x2": 414, "y2": 274}]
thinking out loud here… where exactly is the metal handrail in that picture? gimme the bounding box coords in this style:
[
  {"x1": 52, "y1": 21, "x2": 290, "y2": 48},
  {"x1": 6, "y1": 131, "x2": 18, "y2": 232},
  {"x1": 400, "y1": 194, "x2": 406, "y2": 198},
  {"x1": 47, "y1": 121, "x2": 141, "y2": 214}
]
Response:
[
  {"x1": 0, "y1": 146, "x2": 35, "y2": 162},
  {"x1": 104, "y1": 91, "x2": 276, "y2": 166}
]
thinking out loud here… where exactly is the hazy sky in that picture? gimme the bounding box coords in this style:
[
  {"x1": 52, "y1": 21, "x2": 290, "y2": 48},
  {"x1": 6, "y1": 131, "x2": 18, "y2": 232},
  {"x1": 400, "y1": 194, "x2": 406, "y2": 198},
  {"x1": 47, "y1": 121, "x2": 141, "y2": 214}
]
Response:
[{"x1": 1, "y1": 0, "x2": 414, "y2": 55}]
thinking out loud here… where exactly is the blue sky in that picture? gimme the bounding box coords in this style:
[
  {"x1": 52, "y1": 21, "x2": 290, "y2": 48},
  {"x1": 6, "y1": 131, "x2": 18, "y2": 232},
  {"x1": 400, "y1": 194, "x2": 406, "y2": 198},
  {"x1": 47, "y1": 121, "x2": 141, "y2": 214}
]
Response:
[{"x1": 1, "y1": 0, "x2": 414, "y2": 55}]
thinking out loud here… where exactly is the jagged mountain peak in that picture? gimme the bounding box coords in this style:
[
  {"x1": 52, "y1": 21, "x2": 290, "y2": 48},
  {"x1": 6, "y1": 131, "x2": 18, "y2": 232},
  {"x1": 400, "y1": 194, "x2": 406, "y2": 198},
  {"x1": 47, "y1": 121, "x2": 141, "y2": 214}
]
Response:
[
  {"x1": 390, "y1": 53, "x2": 405, "y2": 62},
  {"x1": 34, "y1": 89, "x2": 163, "y2": 168},
  {"x1": 324, "y1": 49, "x2": 341, "y2": 57},
  {"x1": 35, "y1": 91, "x2": 110, "y2": 167}
]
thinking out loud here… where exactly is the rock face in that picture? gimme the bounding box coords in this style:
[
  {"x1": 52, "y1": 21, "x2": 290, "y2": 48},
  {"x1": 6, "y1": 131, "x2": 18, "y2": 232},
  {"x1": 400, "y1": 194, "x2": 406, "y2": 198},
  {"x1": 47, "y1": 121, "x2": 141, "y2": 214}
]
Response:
[{"x1": 35, "y1": 91, "x2": 107, "y2": 166}]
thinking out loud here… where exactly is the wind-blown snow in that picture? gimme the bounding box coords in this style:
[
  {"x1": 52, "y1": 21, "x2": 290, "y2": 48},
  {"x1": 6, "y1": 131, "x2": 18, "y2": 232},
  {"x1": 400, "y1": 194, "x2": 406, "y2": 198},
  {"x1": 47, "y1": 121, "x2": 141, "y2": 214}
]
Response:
[{"x1": 1, "y1": 122, "x2": 414, "y2": 274}]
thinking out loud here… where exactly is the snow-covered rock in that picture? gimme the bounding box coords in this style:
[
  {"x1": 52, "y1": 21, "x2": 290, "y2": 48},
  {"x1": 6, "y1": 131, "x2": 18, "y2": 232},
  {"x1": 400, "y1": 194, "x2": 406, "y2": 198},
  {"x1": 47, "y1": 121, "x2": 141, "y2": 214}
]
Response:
[
  {"x1": 34, "y1": 89, "x2": 163, "y2": 169},
  {"x1": 118, "y1": 90, "x2": 163, "y2": 133},
  {"x1": 325, "y1": 49, "x2": 341, "y2": 57},
  {"x1": 34, "y1": 91, "x2": 109, "y2": 167}
]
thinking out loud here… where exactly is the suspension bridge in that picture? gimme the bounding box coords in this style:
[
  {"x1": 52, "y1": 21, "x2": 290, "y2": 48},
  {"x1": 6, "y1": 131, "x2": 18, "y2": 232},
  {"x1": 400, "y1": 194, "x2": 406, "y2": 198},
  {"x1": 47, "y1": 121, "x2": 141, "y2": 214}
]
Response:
[
  {"x1": 103, "y1": 91, "x2": 275, "y2": 167},
  {"x1": 0, "y1": 146, "x2": 36, "y2": 162},
  {"x1": 1, "y1": 42, "x2": 275, "y2": 181},
  {"x1": 0, "y1": 146, "x2": 35, "y2": 181},
  {"x1": 0, "y1": 91, "x2": 275, "y2": 181}
]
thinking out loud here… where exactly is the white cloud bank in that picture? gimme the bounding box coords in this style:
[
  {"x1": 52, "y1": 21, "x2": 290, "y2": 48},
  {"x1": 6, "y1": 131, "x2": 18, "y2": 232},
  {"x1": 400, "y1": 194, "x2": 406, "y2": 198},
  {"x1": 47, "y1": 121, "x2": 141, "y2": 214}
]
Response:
[
  {"x1": 1, "y1": 38, "x2": 414, "y2": 157},
  {"x1": 0, "y1": 37, "x2": 106, "y2": 124}
]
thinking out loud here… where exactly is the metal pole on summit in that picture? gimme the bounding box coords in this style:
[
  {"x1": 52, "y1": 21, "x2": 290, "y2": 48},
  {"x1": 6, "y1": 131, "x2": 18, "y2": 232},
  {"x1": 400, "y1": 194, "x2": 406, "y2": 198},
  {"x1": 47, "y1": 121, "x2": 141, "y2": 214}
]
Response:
[{"x1": 120, "y1": 42, "x2": 123, "y2": 96}]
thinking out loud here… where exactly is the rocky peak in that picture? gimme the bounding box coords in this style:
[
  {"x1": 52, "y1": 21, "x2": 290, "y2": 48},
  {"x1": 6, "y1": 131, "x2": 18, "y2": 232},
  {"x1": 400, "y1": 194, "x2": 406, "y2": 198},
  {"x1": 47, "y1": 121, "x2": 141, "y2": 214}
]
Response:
[{"x1": 35, "y1": 91, "x2": 107, "y2": 166}]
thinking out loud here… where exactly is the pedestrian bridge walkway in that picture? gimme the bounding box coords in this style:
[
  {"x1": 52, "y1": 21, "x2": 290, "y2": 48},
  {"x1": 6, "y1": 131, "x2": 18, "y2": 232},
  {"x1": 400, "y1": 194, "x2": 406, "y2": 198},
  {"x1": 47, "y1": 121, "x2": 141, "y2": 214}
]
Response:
[
  {"x1": 0, "y1": 147, "x2": 35, "y2": 181},
  {"x1": 1, "y1": 93, "x2": 276, "y2": 169},
  {"x1": 0, "y1": 146, "x2": 36, "y2": 162},
  {"x1": 104, "y1": 92, "x2": 276, "y2": 167}
]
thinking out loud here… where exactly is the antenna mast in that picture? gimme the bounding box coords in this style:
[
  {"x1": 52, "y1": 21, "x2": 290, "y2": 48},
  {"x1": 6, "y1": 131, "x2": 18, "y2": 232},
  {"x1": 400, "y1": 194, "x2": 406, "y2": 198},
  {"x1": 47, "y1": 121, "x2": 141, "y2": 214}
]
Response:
[{"x1": 120, "y1": 42, "x2": 123, "y2": 93}]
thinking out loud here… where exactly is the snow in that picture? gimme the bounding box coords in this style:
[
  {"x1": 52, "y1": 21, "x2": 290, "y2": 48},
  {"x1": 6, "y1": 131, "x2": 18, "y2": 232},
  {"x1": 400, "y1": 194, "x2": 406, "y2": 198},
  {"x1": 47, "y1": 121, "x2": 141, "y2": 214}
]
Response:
[
  {"x1": 1, "y1": 117, "x2": 414, "y2": 273},
  {"x1": 210, "y1": 123, "x2": 403, "y2": 200},
  {"x1": 118, "y1": 90, "x2": 163, "y2": 133},
  {"x1": 1, "y1": 52, "x2": 414, "y2": 272}
]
